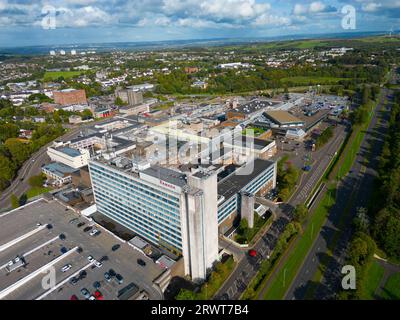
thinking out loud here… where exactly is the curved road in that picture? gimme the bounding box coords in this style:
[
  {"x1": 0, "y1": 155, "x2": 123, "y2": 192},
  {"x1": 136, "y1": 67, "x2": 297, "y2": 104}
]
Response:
[{"x1": 0, "y1": 119, "x2": 109, "y2": 211}]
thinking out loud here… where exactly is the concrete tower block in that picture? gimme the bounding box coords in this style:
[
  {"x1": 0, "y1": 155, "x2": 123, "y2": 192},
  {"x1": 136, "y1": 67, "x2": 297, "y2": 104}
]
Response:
[{"x1": 241, "y1": 192, "x2": 255, "y2": 228}]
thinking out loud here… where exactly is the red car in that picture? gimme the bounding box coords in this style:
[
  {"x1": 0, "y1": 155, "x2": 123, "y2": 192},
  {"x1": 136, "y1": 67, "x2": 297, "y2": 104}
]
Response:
[
  {"x1": 94, "y1": 290, "x2": 103, "y2": 300},
  {"x1": 248, "y1": 249, "x2": 257, "y2": 257},
  {"x1": 70, "y1": 295, "x2": 79, "y2": 300}
]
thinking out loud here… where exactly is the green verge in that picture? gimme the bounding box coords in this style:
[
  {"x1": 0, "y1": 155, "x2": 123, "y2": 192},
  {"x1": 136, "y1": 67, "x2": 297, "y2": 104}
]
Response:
[
  {"x1": 381, "y1": 272, "x2": 400, "y2": 300},
  {"x1": 360, "y1": 260, "x2": 385, "y2": 300},
  {"x1": 26, "y1": 187, "x2": 51, "y2": 199},
  {"x1": 303, "y1": 97, "x2": 382, "y2": 298},
  {"x1": 262, "y1": 185, "x2": 336, "y2": 300}
]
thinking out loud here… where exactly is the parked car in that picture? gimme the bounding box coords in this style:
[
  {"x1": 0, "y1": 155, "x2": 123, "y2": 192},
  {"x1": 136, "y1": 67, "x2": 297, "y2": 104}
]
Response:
[
  {"x1": 248, "y1": 249, "x2": 257, "y2": 257},
  {"x1": 83, "y1": 226, "x2": 93, "y2": 233},
  {"x1": 115, "y1": 274, "x2": 123, "y2": 284},
  {"x1": 94, "y1": 290, "x2": 103, "y2": 300},
  {"x1": 111, "y1": 244, "x2": 120, "y2": 251},
  {"x1": 87, "y1": 256, "x2": 95, "y2": 263},
  {"x1": 80, "y1": 288, "x2": 90, "y2": 299},
  {"x1": 100, "y1": 256, "x2": 108, "y2": 262},
  {"x1": 70, "y1": 295, "x2": 79, "y2": 300},
  {"x1": 108, "y1": 269, "x2": 116, "y2": 277},
  {"x1": 137, "y1": 259, "x2": 146, "y2": 267},
  {"x1": 88, "y1": 296, "x2": 96, "y2": 300},
  {"x1": 79, "y1": 270, "x2": 87, "y2": 279},
  {"x1": 93, "y1": 281, "x2": 101, "y2": 289},
  {"x1": 60, "y1": 247, "x2": 68, "y2": 254},
  {"x1": 94, "y1": 260, "x2": 103, "y2": 268},
  {"x1": 69, "y1": 277, "x2": 78, "y2": 285},
  {"x1": 104, "y1": 272, "x2": 111, "y2": 282},
  {"x1": 89, "y1": 229, "x2": 99, "y2": 236},
  {"x1": 77, "y1": 222, "x2": 85, "y2": 228},
  {"x1": 61, "y1": 264, "x2": 72, "y2": 273}
]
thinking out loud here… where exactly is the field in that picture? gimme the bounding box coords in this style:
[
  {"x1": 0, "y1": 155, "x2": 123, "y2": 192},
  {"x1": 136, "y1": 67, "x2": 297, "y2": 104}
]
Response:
[{"x1": 43, "y1": 71, "x2": 83, "y2": 81}]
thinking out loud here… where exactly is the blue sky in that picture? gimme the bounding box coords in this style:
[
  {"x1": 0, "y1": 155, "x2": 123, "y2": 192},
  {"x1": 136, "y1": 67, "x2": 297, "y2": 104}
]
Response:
[{"x1": 0, "y1": 0, "x2": 399, "y2": 47}]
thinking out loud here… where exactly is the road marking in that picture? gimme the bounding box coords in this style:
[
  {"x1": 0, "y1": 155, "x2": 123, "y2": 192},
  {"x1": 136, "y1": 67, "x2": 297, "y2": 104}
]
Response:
[
  {"x1": 0, "y1": 235, "x2": 60, "y2": 270},
  {"x1": 36, "y1": 260, "x2": 95, "y2": 300},
  {"x1": 0, "y1": 246, "x2": 78, "y2": 299}
]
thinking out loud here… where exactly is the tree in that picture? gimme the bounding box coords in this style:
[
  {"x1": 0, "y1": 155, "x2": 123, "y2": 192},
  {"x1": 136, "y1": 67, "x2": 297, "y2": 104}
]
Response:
[
  {"x1": 175, "y1": 289, "x2": 197, "y2": 300},
  {"x1": 81, "y1": 109, "x2": 93, "y2": 120},
  {"x1": 294, "y1": 204, "x2": 308, "y2": 223},
  {"x1": 0, "y1": 123, "x2": 20, "y2": 142},
  {"x1": 11, "y1": 194, "x2": 19, "y2": 208},
  {"x1": 0, "y1": 154, "x2": 16, "y2": 182},
  {"x1": 4, "y1": 138, "x2": 32, "y2": 166}
]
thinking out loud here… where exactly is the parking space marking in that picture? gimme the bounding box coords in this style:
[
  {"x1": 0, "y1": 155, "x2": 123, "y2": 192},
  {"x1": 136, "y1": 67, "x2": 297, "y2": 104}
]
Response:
[
  {"x1": 0, "y1": 235, "x2": 60, "y2": 271},
  {"x1": 0, "y1": 225, "x2": 48, "y2": 253},
  {"x1": 36, "y1": 261, "x2": 95, "y2": 300},
  {"x1": 0, "y1": 246, "x2": 78, "y2": 299}
]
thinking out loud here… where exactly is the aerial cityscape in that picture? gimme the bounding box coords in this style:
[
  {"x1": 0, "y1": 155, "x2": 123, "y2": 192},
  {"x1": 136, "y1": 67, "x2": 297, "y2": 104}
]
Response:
[{"x1": 0, "y1": 0, "x2": 399, "y2": 311}]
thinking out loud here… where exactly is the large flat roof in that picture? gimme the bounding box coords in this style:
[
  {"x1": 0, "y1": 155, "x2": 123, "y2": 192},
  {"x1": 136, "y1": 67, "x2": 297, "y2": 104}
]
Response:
[
  {"x1": 265, "y1": 111, "x2": 304, "y2": 125},
  {"x1": 218, "y1": 158, "x2": 275, "y2": 203}
]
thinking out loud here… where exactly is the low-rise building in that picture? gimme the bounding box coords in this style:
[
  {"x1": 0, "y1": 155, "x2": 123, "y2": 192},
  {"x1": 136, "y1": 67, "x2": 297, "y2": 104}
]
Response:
[{"x1": 47, "y1": 146, "x2": 90, "y2": 169}]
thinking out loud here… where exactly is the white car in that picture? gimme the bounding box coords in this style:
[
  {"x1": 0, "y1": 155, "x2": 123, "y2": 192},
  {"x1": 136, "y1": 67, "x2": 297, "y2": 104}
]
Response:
[
  {"x1": 87, "y1": 256, "x2": 95, "y2": 263},
  {"x1": 61, "y1": 264, "x2": 72, "y2": 273},
  {"x1": 94, "y1": 260, "x2": 103, "y2": 268},
  {"x1": 89, "y1": 296, "x2": 96, "y2": 301},
  {"x1": 89, "y1": 229, "x2": 99, "y2": 236}
]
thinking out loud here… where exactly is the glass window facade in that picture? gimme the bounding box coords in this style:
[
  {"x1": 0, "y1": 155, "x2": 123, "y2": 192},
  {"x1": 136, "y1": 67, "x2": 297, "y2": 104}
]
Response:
[{"x1": 89, "y1": 162, "x2": 183, "y2": 251}]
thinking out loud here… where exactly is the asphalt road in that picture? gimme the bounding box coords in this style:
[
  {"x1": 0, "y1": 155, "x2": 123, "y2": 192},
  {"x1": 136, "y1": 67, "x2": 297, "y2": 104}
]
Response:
[
  {"x1": 215, "y1": 123, "x2": 347, "y2": 300},
  {"x1": 0, "y1": 119, "x2": 110, "y2": 211},
  {"x1": 284, "y1": 86, "x2": 392, "y2": 300}
]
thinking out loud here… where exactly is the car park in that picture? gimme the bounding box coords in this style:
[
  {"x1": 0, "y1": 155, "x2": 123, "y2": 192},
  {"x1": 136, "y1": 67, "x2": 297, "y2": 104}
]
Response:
[{"x1": 61, "y1": 264, "x2": 72, "y2": 273}]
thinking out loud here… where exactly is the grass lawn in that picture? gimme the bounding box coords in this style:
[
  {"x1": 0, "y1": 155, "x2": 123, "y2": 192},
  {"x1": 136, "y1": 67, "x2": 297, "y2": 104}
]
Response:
[
  {"x1": 27, "y1": 186, "x2": 51, "y2": 199},
  {"x1": 381, "y1": 272, "x2": 400, "y2": 300},
  {"x1": 361, "y1": 260, "x2": 385, "y2": 300},
  {"x1": 263, "y1": 186, "x2": 336, "y2": 300},
  {"x1": 43, "y1": 71, "x2": 83, "y2": 81}
]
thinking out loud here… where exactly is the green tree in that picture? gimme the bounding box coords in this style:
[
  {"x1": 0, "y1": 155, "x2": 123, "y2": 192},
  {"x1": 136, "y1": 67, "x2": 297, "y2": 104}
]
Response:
[
  {"x1": 294, "y1": 204, "x2": 308, "y2": 223},
  {"x1": 11, "y1": 194, "x2": 19, "y2": 208},
  {"x1": 4, "y1": 138, "x2": 32, "y2": 166}
]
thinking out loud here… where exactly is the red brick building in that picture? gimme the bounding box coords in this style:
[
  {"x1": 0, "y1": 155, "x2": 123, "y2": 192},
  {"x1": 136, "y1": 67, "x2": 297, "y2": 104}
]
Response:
[{"x1": 53, "y1": 89, "x2": 87, "y2": 105}]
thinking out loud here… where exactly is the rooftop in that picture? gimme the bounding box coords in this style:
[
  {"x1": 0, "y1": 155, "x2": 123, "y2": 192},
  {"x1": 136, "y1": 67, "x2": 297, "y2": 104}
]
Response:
[
  {"x1": 218, "y1": 158, "x2": 275, "y2": 203},
  {"x1": 265, "y1": 110, "x2": 304, "y2": 125},
  {"x1": 42, "y1": 162, "x2": 78, "y2": 177}
]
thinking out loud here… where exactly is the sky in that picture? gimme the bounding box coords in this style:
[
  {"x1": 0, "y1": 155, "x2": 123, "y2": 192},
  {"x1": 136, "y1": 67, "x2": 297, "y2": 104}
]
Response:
[{"x1": 0, "y1": 0, "x2": 399, "y2": 47}]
